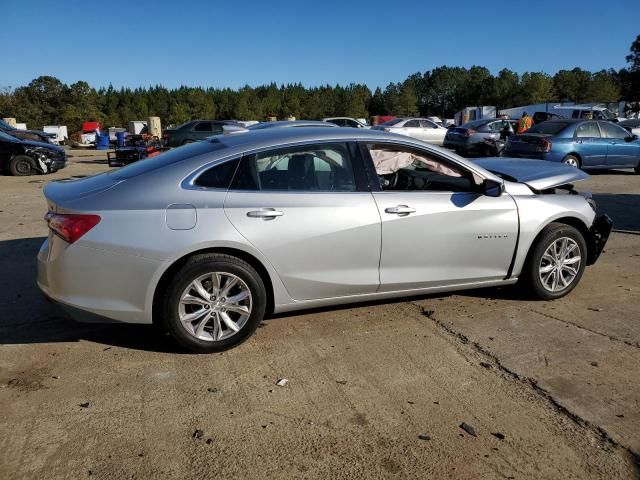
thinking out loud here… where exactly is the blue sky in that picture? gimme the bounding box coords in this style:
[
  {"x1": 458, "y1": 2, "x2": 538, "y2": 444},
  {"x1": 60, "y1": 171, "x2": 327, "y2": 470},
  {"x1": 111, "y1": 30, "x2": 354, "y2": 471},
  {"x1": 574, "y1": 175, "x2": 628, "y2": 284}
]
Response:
[{"x1": 1, "y1": 0, "x2": 638, "y2": 90}]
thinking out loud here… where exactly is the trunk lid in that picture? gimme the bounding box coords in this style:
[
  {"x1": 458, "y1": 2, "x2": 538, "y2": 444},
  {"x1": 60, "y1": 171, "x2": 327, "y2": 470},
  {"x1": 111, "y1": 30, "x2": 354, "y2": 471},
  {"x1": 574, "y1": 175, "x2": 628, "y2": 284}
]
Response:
[
  {"x1": 473, "y1": 158, "x2": 589, "y2": 190},
  {"x1": 44, "y1": 173, "x2": 122, "y2": 212},
  {"x1": 506, "y1": 133, "x2": 551, "y2": 153}
]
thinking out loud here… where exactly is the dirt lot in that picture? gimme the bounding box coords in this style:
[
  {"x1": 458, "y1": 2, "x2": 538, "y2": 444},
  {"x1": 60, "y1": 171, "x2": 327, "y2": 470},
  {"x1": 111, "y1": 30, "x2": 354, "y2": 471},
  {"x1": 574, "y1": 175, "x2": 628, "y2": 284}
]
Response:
[{"x1": 1, "y1": 150, "x2": 639, "y2": 479}]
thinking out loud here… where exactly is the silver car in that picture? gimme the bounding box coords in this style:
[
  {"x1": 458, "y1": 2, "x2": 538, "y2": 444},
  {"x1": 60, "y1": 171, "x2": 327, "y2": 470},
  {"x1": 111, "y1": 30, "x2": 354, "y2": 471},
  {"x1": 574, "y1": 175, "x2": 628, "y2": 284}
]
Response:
[
  {"x1": 38, "y1": 128, "x2": 612, "y2": 353},
  {"x1": 372, "y1": 117, "x2": 448, "y2": 145}
]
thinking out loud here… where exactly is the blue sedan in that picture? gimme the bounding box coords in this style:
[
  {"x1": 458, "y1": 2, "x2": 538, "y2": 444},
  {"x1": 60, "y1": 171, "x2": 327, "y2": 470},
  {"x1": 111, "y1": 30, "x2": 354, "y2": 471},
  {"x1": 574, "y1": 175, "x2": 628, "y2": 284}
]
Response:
[{"x1": 504, "y1": 119, "x2": 640, "y2": 173}]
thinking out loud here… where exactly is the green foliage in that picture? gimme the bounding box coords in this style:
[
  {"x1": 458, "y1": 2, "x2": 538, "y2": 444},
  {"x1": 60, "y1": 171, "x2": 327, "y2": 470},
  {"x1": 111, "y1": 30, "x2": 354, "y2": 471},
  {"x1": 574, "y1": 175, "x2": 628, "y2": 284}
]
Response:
[{"x1": 0, "y1": 48, "x2": 636, "y2": 130}]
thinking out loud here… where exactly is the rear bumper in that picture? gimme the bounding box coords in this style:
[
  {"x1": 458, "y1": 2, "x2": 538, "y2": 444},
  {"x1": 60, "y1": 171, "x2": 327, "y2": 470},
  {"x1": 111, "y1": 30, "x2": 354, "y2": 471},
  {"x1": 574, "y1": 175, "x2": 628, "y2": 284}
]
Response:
[
  {"x1": 586, "y1": 214, "x2": 613, "y2": 265},
  {"x1": 37, "y1": 236, "x2": 159, "y2": 324}
]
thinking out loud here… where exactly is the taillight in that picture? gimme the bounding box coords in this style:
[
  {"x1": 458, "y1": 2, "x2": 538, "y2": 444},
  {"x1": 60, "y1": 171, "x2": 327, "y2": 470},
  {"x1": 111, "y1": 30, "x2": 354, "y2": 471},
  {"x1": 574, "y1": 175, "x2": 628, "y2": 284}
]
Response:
[
  {"x1": 465, "y1": 129, "x2": 476, "y2": 137},
  {"x1": 536, "y1": 138, "x2": 552, "y2": 153},
  {"x1": 45, "y1": 213, "x2": 101, "y2": 244}
]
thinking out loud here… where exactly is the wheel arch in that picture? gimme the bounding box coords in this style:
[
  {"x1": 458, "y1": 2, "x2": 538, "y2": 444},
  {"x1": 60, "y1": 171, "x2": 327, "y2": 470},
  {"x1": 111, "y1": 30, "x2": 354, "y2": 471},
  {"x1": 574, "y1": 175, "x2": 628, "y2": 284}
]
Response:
[
  {"x1": 523, "y1": 215, "x2": 592, "y2": 268},
  {"x1": 151, "y1": 246, "x2": 277, "y2": 326}
]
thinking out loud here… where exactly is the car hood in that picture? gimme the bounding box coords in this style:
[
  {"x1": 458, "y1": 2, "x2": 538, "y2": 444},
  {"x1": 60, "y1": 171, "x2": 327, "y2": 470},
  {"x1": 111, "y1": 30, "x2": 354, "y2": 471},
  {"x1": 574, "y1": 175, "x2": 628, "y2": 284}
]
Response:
[
  {"x1": 20, "y1": 138, "x2": 64, "y2": 153},
  {"x1": 474, "y1": 158, "x2": 589, "y2": 190}
]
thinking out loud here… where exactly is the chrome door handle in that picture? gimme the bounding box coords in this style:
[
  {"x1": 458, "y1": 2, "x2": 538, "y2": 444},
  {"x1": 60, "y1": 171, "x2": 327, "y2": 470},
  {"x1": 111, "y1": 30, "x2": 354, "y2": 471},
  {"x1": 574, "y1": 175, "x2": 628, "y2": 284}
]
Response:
[
  {"x1": 385, "y1": 205, "x2": 416, "y2": 215},
  {"x1": 247, "y1": 208, "x2": 284, "y2": 219}
]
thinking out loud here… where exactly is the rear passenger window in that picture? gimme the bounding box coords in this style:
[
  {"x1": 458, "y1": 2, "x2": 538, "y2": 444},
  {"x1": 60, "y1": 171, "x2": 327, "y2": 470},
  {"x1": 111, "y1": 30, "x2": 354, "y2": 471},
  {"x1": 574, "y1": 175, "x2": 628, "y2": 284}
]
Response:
[
  {"x1": 194, "y1": 122, "x2": 212, "y2": 132},
  {"x1": 405, "y1": 120, "x2": 420, "y2": 128},
  {"x1": 576, "y1": 122, "x2": 600, "y2": 138},
  {"x1": 231, "y1": 143, "x2": 356, "y2": 192},
  {"x1": 195, "y1": 158, "x2": 239, "y2": 188}
]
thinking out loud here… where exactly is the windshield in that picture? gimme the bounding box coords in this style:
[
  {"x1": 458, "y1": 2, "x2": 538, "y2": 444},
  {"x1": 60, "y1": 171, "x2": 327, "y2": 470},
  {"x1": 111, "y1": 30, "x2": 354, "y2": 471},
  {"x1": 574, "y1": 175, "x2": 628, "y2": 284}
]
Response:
[
  {"x1": 379, "y1": 118, "x2": 404, "y2": 126},
  {"x1": 601, "y1": 109, "x2": 616, "y2": 120},
  {"x1": 526, "y1": 121, "x2": 571, "y2": 135},
  {"x1": 0, "y1": 119, "x2": 17, "y2": 131},
  {"x1": 0, "y1": 130, "x2": 20, "y2": 141}
]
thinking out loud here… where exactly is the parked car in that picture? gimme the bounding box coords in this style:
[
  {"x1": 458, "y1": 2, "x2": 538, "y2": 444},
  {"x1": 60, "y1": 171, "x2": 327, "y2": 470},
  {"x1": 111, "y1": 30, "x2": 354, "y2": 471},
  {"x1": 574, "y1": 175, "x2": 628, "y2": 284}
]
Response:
[
  {"x1": 619, "y1": 118, "x2": 640, "y2": 137},
  {"x1": 553, "y1": 106, "x2": 624, "y2": 122},
  {"x1": 162, "y1": 120, "x2": 241, "y2": 147},
  {"x1": 504, "y1": 119, "x2": 640, "y2": 172},
  {"x1": 0, "y1": 130, "x2": 66, "y2": 175},
  {"x1": 323, "y1": 117, "x2": 370, "y2": 128},
  {"x1": 444, "y1": 119, "x2": 515, "y2": 156},
  {"x1": 371, "y1": 117, "x2": 447, "y2": 145},
  {"x1": 38, "y1": 127, "x2": 611, "y2": 353},
  {"x1": 248, "y1": 120, "x2": 337, "y2": 130},
  {"x1": 0, "y1": 119, "x2": 55, "y2": 143}
]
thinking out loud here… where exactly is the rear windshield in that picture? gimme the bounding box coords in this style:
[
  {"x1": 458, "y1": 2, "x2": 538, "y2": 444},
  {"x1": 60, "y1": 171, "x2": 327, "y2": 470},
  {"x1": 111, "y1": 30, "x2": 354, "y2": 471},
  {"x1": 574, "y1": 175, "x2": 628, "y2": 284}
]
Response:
[
  {"x1": 109, "y1": 139, "x2": 227, "y2": 179},
  {"x1": 379, "y1": 118, "x2": 404, "y2": 126},
  {"x1": 461, "y1": 120, "x2": 488, "y2": 129},
  {"x1": 526, "y1": 121, "x2": 571, "y2": 135}
]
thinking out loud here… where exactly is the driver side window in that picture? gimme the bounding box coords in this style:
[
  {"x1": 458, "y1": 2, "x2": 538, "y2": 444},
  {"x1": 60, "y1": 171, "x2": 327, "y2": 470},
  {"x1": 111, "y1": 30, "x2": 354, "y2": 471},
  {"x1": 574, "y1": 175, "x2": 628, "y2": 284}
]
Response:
[{"x1": 365, "y1": 143, "x2": 476, "y2": 193}]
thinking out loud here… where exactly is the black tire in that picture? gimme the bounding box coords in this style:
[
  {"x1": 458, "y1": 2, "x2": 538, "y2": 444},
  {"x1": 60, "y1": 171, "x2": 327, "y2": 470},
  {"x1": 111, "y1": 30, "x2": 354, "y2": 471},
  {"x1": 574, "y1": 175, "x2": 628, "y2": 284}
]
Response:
[
  {"x1": 161, "y1": 253, "x2": 266, "y2": 353},
  {"x1": 562, "y1": 154, "x2": 581, "y2": 169},
  {"x1": 521, "y1": 222, "x2": 587, "y2": 300},
  {"x1": 9, "y1": 155, "x2": 34, "y2": 176}
]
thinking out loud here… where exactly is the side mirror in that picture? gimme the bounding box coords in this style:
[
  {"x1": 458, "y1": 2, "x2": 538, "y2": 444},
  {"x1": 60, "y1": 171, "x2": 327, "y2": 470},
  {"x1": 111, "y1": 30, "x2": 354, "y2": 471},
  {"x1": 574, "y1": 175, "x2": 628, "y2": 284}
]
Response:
[
  {"x1": 625, "y1": 134, "x2": 638, "y2": 142},
  {"x1": 484, "y1": 179, "x2": 504, "y2": 197}
]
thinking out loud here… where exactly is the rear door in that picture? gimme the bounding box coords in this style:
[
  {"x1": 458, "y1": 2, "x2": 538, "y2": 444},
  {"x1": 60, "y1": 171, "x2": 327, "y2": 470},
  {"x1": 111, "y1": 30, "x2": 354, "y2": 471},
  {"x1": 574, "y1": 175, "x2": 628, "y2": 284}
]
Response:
[
  {"x1": 401, "y1": 119, "x2": 423, "y2": 140},
  {"x1": 361, "y1": 142, "x2": 518, "y2": 291},
  {"x1": 224, "y1": 141, "x2": 381, "y2": 300},
  {"x1": 419, "y1": 119, "x2": 445, "y2": 145},
  {"x1": 574, "y1": 121, "x2": 607, "y2": 167},
  {"x1": 599, "y1": 121, "x2": 639, "y2": 167}
]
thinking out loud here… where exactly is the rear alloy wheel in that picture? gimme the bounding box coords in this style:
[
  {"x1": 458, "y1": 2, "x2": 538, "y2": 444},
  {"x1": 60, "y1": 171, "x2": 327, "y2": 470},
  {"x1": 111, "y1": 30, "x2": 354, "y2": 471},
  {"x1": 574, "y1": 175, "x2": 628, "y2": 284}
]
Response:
[
  {"x1": 562, "y1": 155, "x2": 580, "y2": 168},
  {"x1": 523, "y1": 223, "x2": 587, "y2": 300},
  {"x1": 9, "y1": 155, "x2": 34, "y2": 176},
  {"x1": 162, "y1": 254, "x2": 266, "y2": 353}
]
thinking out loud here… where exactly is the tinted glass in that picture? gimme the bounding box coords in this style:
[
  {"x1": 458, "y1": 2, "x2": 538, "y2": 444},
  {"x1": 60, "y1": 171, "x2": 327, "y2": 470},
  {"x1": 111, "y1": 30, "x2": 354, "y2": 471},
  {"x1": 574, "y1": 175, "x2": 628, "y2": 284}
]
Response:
[
  {"x1": 599, "y1": 122, "x2": 628, "y2": 139},
  {"x1": 526, "y1": 121, "x2": 570, "y2": 135},
  {"x1": 419, "y1": 120, "x2": 437, "y2": 128},
  {"x1": 379, "y1": 118, "x2": 404, "y2": 126},
  {"x1": 575, "y1": 122, "x2": 601, "y2": 138},
  {"x1": 404, "y1": 120, "x2": 420, "y2": 128},
  {"x1": 231, "y1": 143, "x2": 356, "y2": 192},
  {"x1": 194, "y1": 122, "x2": 212, "y2": 132},
  {"x1": 194, "y1": 158, "x2": 239, "y2": 188}
]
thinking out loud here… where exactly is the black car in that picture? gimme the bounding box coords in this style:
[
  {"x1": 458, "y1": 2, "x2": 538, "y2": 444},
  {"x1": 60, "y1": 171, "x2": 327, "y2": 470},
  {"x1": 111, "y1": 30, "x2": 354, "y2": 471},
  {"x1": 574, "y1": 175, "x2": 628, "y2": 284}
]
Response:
[
  {"x1": 0, "y1": 130, "x2": 66, "y2": 176},
  {"x1": 162, "y1": 120, "x2": 241, "y2": 147},
  {"x1": 0, "y1": 118, "x2": 55, "y2": 143}
]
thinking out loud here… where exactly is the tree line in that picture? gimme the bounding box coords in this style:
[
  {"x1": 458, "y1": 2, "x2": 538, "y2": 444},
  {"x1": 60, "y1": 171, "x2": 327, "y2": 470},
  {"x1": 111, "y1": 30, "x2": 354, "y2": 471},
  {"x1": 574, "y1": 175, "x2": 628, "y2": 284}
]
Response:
[{"x1": 1, "y1": 35, "x2": 638, "y2": 133}]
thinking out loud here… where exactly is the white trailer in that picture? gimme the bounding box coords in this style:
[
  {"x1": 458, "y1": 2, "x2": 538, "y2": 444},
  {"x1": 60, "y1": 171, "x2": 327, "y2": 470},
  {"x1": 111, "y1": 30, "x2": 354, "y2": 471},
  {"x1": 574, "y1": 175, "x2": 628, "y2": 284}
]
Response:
[{"x1": 43, "y1": 126, "x2": 69, "y2": 145}]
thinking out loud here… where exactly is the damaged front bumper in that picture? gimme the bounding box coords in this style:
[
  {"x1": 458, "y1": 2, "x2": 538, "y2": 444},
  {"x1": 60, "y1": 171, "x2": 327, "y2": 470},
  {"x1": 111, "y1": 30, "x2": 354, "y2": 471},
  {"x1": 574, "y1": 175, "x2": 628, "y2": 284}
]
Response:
[{"x1": 586, "y1": 214, "x2": 613, "y2": 265}]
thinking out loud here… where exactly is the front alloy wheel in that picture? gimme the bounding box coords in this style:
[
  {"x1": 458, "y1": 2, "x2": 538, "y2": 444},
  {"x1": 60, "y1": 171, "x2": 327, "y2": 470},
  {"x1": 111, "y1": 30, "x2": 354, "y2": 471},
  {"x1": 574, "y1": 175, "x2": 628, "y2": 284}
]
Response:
[
  {"x1": 538, "y1": 237, "x2": 581, "y2": 292},
  {"x1": 523, "y1": 222, "x2": 587, "y2": 300}
]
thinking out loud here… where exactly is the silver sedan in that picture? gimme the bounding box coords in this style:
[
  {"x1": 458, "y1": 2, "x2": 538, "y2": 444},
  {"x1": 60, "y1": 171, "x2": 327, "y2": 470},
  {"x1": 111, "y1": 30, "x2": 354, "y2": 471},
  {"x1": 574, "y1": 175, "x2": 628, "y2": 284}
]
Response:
[
  {"x1": 38, "y1": 128, "x2": 612, "y2": 352},
  {"x1": 372, "y1": 117, "x2": 448, "y2": 145}
]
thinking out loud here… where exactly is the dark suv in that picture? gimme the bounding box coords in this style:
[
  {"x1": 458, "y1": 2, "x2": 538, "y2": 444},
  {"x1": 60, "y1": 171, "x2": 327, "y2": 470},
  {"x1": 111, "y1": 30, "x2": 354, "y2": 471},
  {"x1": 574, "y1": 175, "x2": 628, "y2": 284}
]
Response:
[{"x1": 162, "y1": 120, "x2": 240, "y2": 147}]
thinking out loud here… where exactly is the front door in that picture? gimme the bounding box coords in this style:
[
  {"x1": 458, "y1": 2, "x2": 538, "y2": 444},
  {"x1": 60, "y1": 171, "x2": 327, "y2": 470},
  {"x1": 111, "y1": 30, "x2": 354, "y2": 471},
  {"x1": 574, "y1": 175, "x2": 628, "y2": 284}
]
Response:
[
  {"x1": 574, "y1": 121, "x2": 607, "y2": 167},
  {"x1": 224, "y1": 141, "x2": 381, "y2": 301},
  {"x1": 361, "y1": 142, "x2": 518, "y2": 292},
  {"x1": 599, "y1": 121, "x2": 638, "y2": 168}
]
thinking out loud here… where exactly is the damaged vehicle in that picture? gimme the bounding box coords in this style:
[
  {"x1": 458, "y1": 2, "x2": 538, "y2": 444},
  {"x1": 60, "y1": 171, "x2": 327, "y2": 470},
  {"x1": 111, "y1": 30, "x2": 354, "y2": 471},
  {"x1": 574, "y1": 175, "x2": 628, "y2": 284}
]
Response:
[
  {"x1": 37, "y1": 128, "x2": 611, "y2": 353},
  {"x1": 0, "y1": 130, "x2": 67, "y2": 176}
]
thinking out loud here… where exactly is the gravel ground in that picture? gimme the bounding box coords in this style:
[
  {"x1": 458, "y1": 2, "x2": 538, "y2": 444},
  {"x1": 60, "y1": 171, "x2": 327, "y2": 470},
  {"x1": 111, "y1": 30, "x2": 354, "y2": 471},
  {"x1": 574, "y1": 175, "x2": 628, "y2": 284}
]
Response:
[{"x1": 0, "y1": 150, "x2": 639, "y2": 479}]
